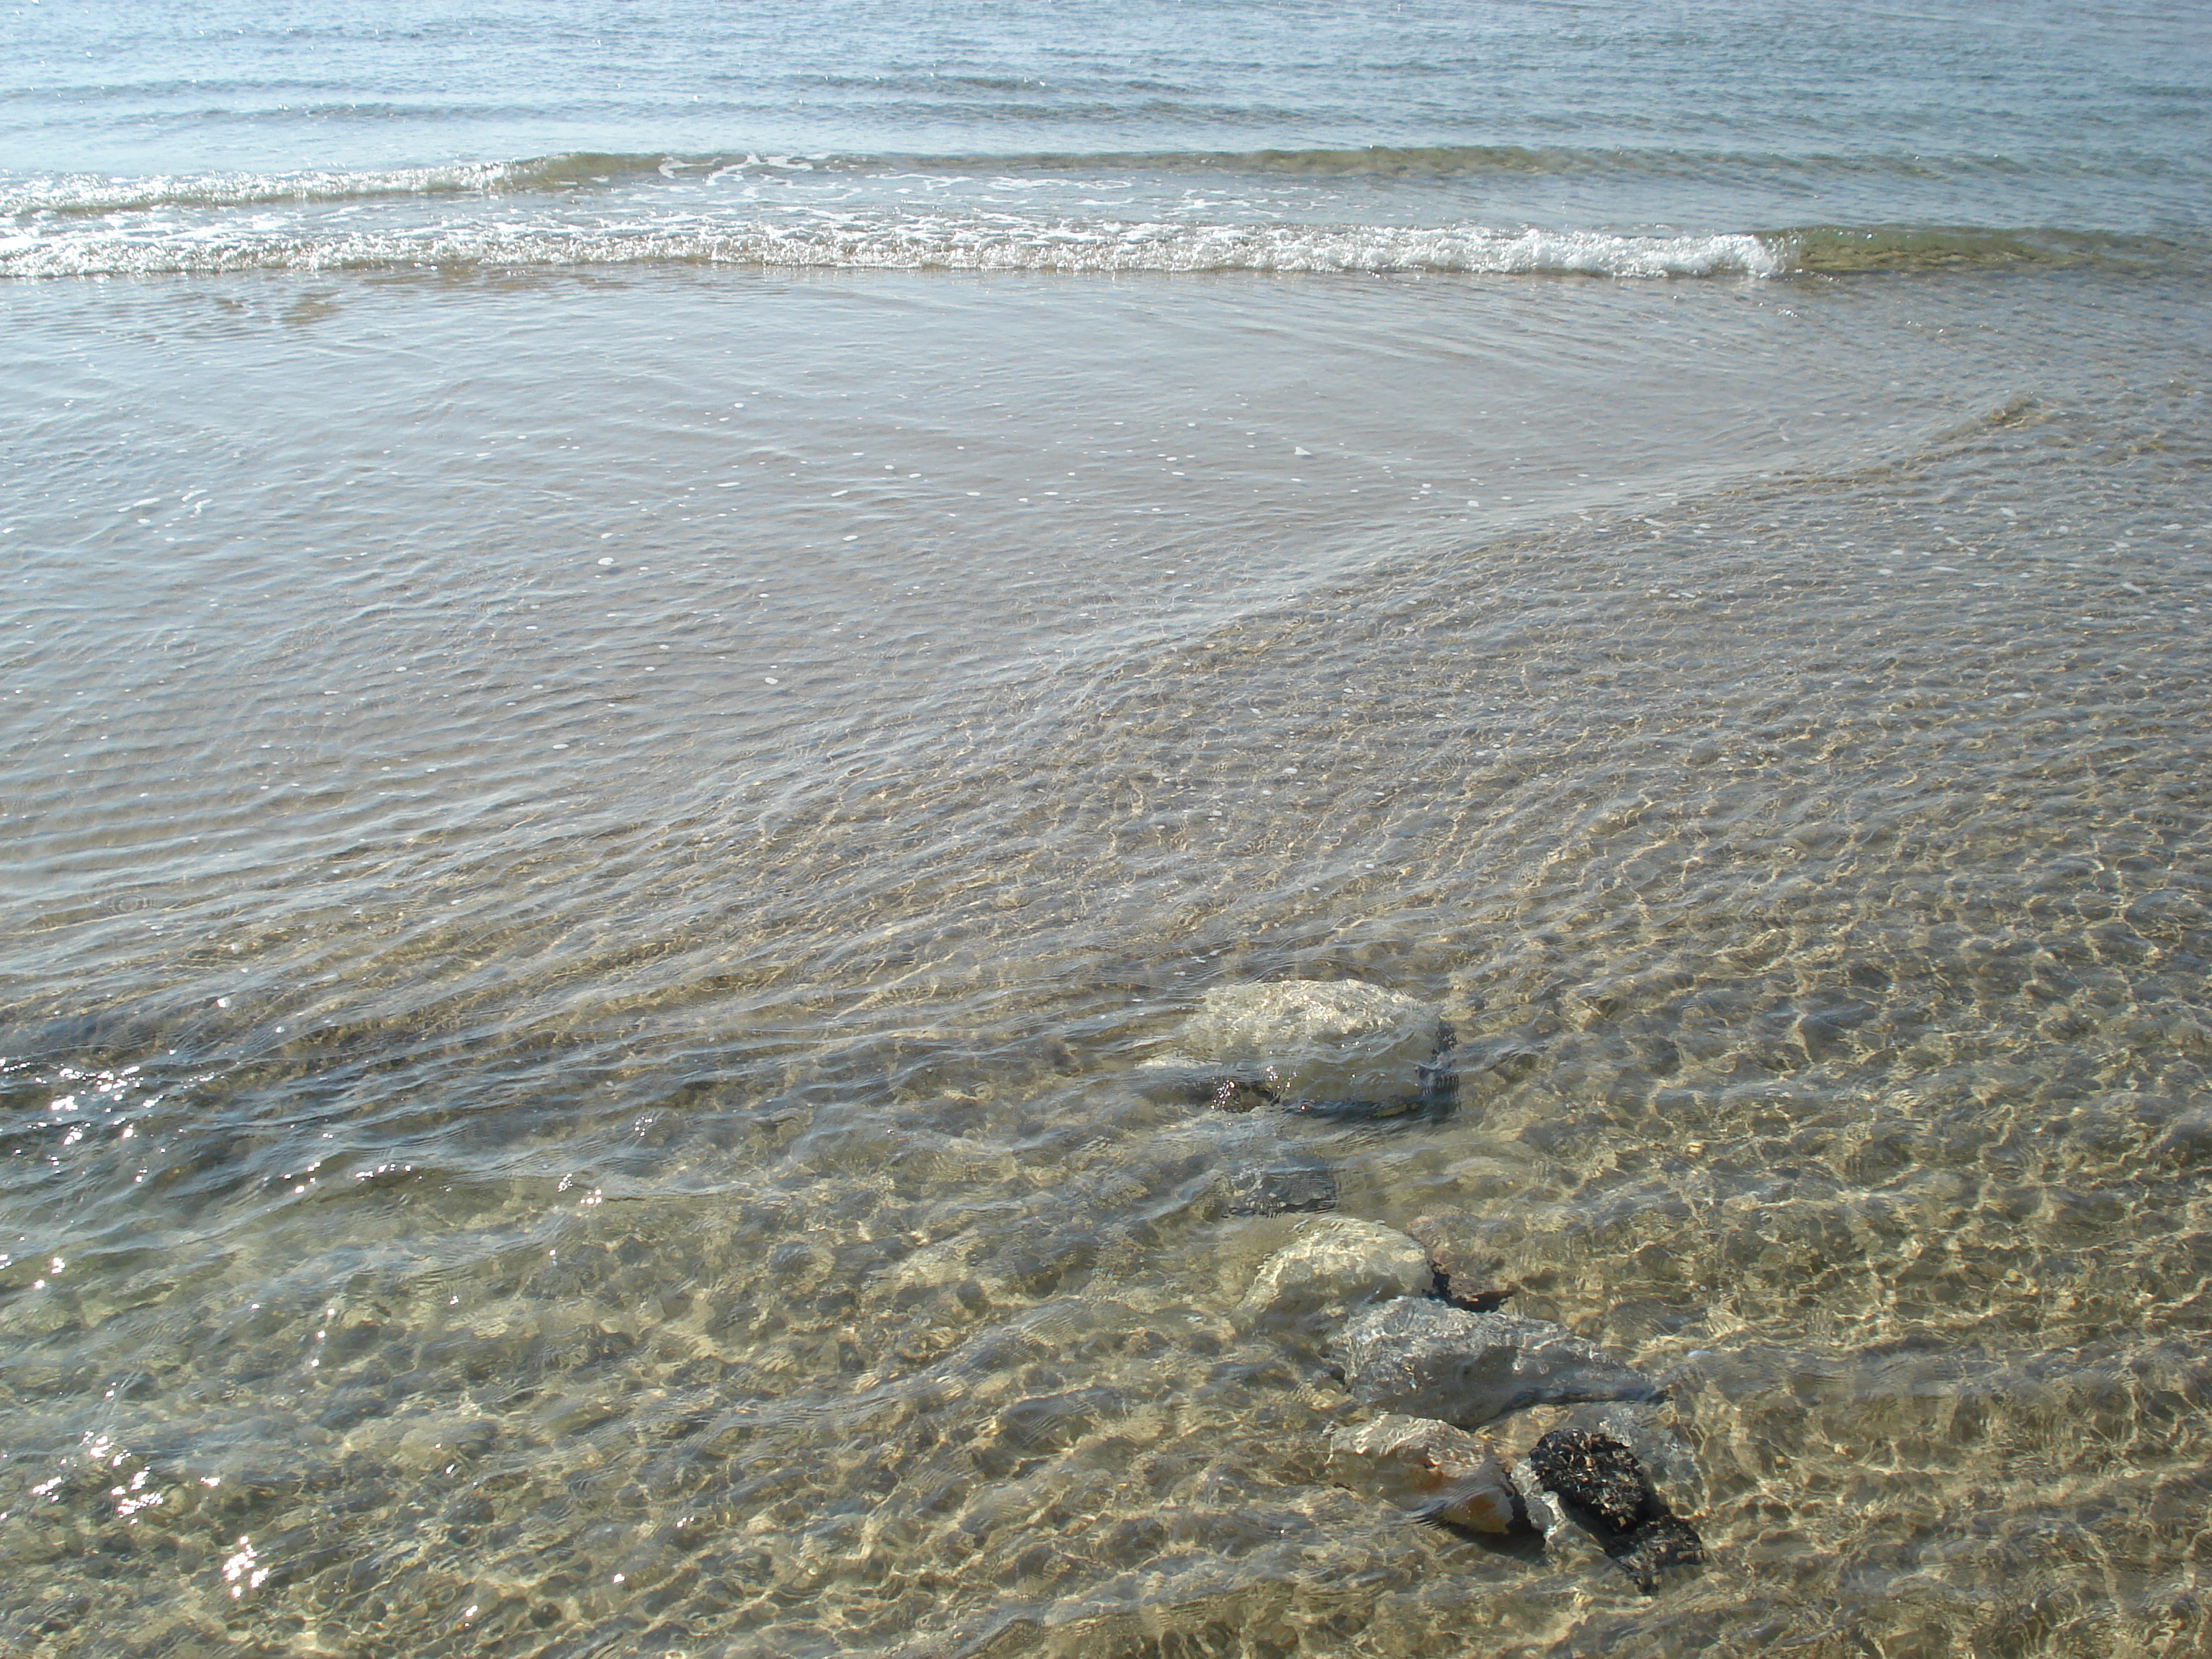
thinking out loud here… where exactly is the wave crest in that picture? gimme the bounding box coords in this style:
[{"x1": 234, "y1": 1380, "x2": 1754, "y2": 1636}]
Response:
[
  {"x1": 12, "y1": 138, "x2": 2182, "y2": 220},
  {"x1": 0, "y1": 219, "x2": 1789, "y2": 280},
  {"x1": 0, "y1": 161, "x2": 546, "y2": 217}
]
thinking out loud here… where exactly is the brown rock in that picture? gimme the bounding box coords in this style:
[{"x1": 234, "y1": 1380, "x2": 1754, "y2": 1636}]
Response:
[{"x1": 1326, "y1": 1413, "x2": 1521, "y2": 1534}]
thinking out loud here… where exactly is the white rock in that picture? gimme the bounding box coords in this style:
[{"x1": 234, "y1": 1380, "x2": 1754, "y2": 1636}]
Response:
[
  {"x1": 1506, "y1": 1454, "x2": 1577, "y2": 1546},
  {"x1": 1240, "y1": 1217, "x2": 1431, "y2": 1329},
  {"x1": 1158, "y1": 980, "x2": 1444, "y2": 1105}
]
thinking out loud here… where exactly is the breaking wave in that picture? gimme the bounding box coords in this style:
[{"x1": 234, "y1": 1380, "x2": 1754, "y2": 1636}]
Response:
[
  {"x1": 0, "y1": 161, "x2": 544, "y2": 217},
  {"x1": 11, "y1": 140, "x2": 2193, "y2": 220},
  {"x1": 0, "y1": 218, "x2": 1790, "y2": 279}
]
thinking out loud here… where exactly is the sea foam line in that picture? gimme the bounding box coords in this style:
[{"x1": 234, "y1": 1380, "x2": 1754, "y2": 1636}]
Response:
[
  {"x1": 6, "y1": 140, "x2": 2152, "y2": 217},
  {"x1": 0, "y1": 161, "x2": 543, "y2": 218},
  {"x1": 0, "y1": 219, "x2": 1790, "y2": 280}
]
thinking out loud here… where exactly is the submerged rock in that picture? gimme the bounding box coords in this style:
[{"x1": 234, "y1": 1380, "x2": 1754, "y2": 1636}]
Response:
[
  {"x1": 1219, "y1": 1153, "x2": 1339, "y2": 1216},
  {"x1": 1427, "y1": 1262, "x2": 1514, "y2": 1315},
  {"x1": 1326, "y1": 1413, "x2": 1521, "y2": 1534},
  {"x1": 1207, "y1": 1077, "x2": 1282, "y2": 1114},
  {"x1": 1334, "y1": 1299, "x2": 1660, "y2": 1428},
  {"x1": 1553, "y1": 1400, "x2": 1704, "y2": 1512},
  {"x1": 1241, "y1": 1218, "x2": 1430, "y2": 1332},
  {"x1": 1527, "y1": 1427, "x2": 1705, "y2": 1593},
  {"x1": 1608, "y1": 1514, "x2": 1706, "y2": 1593},
  {"x1": 1142, "y1": 980, "x2": 1454, "y2": 1113},
  {"x1": 1528, "y1": 1426, "x2": 1650, "y2": 1531}
]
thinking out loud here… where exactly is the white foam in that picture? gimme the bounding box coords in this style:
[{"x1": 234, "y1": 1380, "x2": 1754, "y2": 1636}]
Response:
[
  {"x1": 0, "y1": 213, "x2": 1790, "y2": 282},
  {"x1": 0, "y1": 161, "x2": 529, "y2": 218}
]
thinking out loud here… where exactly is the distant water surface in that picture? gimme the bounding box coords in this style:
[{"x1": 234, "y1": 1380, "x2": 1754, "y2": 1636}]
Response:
[{"x1": 3, "y1": 4, "x2": 2211, "y2": 1657}]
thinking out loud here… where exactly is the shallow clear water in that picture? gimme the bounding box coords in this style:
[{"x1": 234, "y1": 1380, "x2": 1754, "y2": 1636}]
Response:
[{"x1": 4, "y1": 5, "x2": 2212, "y2": 1658}]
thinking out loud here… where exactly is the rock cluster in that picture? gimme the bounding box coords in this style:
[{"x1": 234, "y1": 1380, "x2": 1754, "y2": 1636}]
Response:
[
  {"x1": 1193, "y1": 981, "x2": 1704, "y2": 1594},
  {"x1": 1231, "y1": 1215, "x2": 1704, "y2": 1592}
]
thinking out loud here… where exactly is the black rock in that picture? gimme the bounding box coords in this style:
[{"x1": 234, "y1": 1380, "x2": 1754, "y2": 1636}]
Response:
[
  {"x1": 1611, "y1": 1514, "x2": 1707, "y2": 1593},
  {"x1": 1527, "y1": 1428, "x2": 1705, "y2": 1594},
  {"x1": 1527, "y1": 1429, "x2": 1655, "y2": 1532},
  {"x1": 1557, "y1": 1401, "x2": 1703, "y2": 1510},
  {"x1": 1428, "y1": 1262, "x2": 1514, "y2": 1314}
]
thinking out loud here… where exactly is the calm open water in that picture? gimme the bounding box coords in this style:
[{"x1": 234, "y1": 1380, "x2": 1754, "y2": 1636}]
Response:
[{"x1": 4, "y1": 4, "x2": 2212, "y2": 1656}]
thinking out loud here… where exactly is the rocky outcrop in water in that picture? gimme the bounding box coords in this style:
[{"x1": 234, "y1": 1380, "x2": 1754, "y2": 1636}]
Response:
[
  {"x1": 1169, "y1": 981, "x2": 1701, "y2": 1592},
  {"x1": 1335, "y1": 1298, "x2": 1661, "y2": 1427}
]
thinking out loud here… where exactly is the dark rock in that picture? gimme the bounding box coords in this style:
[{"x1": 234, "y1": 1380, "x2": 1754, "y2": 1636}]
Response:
[
  {"x1": 1527, "y1": 1428, "x2": 1705, "y2": 1594},
  {"x1": 1611, "y1": 1513, "x2": 1707, "y2": 1592},
  {"x1": 1557, "y1": 1401, "x2": 1702, "y2": 1511},
  {"x1": 1527, "y1": 1429, "x2": 1654, "y2": 1532},
  {"x1": 1334, "y1": 1300, "x2": 1660, "y2": 1428},
  {"x1": 1284, "y1": 1094, "x2": 1429, "y2": 1121},
  {"x1": 1210, "y1": 1076, "x2": 1279, "y2": 1113},
  {"x1": 1428, "y1": 1263, "x2": 1513, "y2": 1314}
]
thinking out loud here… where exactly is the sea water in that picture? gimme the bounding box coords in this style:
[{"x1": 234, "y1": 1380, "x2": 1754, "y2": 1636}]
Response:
[{"x1": 4, "y1": 4, "x2": 2211, "y2": 1655}]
